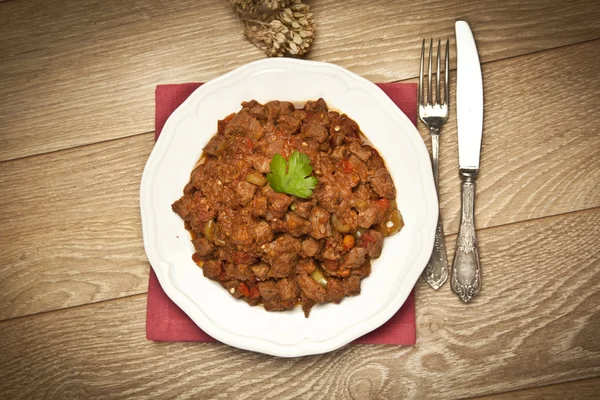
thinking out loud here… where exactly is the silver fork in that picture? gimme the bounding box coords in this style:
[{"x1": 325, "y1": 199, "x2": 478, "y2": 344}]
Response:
[{"x1": 419, "y1": 38, "x2": 450, "y2": 290}]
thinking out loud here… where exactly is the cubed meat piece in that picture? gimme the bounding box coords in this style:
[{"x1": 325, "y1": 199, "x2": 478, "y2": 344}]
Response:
[
  {"x1": 192, "y1": 236, "x2": 214, "y2": 257},
  {"x1": 348, "y1": 141, "x2": 373, "y2": 162},
  {"x1": 171, "y1": 195, "x2": 193, "y2": 221},
  {"x1": 322, "y1": 237, "x2": 342, "y2": 261},
  {"x1": 285, "y1": 212, "x2": 310, "y2": 237},
  {"x1": 224, "y1": 111, "x2": 264, "y2": 139},
  {"x1": 269, "y1": 218, "x2": 287, "y2": 233},
  {"x1": 337, "y1": 115, "x2": 360, "y2": 140},
  {"x1": 265, "y1": 138, "x2": 292, "y2": 158},
  {"x1": 202, "y1": 260, "x2": 222, "y2": 280},
  {"x1": 296, "y1": 274, "x2": 326, "y2": 302},
  {"x1": 304, "y1": 98, "x2": 328, "y2": 114},
  {"x1": 296, "y1": 258, "x2": 317, "y2": 274},
  {"x1": 301, "y1": 293, "x2": 316, "y2": 317},
  {"x1": 233, "y1": 264, "x2": 255, "y2": 281},
  {"x1": 301, "y1": 120, "x2": 328, "y2": 144},
  {"x1": 341, "y1": 247, "x2": 367, "y2": 269},
  {"x1": 263, "y1": 235, "x2": 301, "y2": 278},
  {"x1": 236, "y1": 181, "x2": 256, "y2": 206},
  {"x1": 359, "y1": 229, "x2": 384, "y2": 258},
  {"x1": 277, "y1": 114, "x2": 302, "y2": 135},
  {"x1": 249, "y1": 193, "x2": 268, "y2": 217},
  {"x1": 267, "y1": 191, "x2": 293, "y2": 219},
  {"x1": 367, "y1": 151, "x2": 386, "y2": 170},
  {"x1": 357, "y1": 204, "x2": 384, "y2": 228},
  {"x1": 325, "y1": 278, "x2": 345, "y2": 303},
  {"x1": 190, "y1": 165, "x2": 206, "y2": 189},
  {"x1": 300, "y1": 238, "x2": 320, "y2": 258},
  {"x1": 233, "y1": 251, "x2": 257, "y2": 265},
  {"x1": 276, "y1": 278, "x2": 300, "y2": 301},
  {"x1": 249, "y1": 154, "x2": 271, "y2": 173},
  {"x1": 348, "y1": 155, "x2": 369, "y2": 181},
  {"x1": 258, "y1": 281, "x2": 285, "y2": 311},
  {"x1": 294, "y1": 201, "x2": 313, "y2": 219},
  {"x1": 265, "y1": 101, "x2": 295, "y2": 121},
  {"x1": 257, "y1": 280, "x2": 279, "y2": 300},
  {"x1": 183, "y1": 182, "x2": 195, "y2": 195},
  {"x1": 370, "y1": 169, "x2": 396, "y2": 199},
  {"x1": 321, "y1": 259, "x2": 339, "y2": 275},
  {"x1": 213, "y1": 163, "x2": 238, "y2": 184},
  {"x1": 254, "y1": 221, "x2": 274, "y2": 245},
  {"x1": 242, "y1": 100, "x2": 267, "y2": 120},
  {"x1": 351, "y1": 261, "x2": 372, "y2": 278},
  {"x1": 314, "y1": 182, "x2": 340, "y2": 213},
  {"x1": 230, "y1": 224, "x2": 254, "y2": 246},
  {"x1": 268, "y1": 253, "x2": 297, "y2": 278},
  {"x1": 330, "y1": 145, "x2": 348, "y2": 161},
  {"x1": 333, "y1": 207, "x2": 358, "y2": 233},
  {"x1": 343, "y1": 276, "x2": 362, "y2": 296},
  {"x1": 308, "y1": 206, "x2": 332, "y2": 240},
  {"x1": 189, "y1": 198, "x2": 216, "y2": 232},
  {"x1": 251, "y1": 264, "x2": 270, "y2": 281},
  {"x1": 202, "y1": 135, "x2": 227, "y2": 156}
]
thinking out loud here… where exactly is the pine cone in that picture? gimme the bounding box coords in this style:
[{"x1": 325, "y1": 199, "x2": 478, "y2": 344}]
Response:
[{"x1": 229, "y1": 0, "x2": 315, "y2": 57}]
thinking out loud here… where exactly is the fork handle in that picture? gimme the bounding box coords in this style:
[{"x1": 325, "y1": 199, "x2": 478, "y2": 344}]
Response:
[
  {"x1": 451, "y1": 169, "x2": 482, "y2": 302},
  {"x1": 422, "y1": 127, "x2": 449, "y2": 290},
  {"x1": 430, "y1": 127, "x2": 441, "y2": 188}
]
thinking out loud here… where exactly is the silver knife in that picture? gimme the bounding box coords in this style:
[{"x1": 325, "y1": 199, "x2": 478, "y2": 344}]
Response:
[{"x1": 451, "y1": 21, "x2": 483, "y2": 302}]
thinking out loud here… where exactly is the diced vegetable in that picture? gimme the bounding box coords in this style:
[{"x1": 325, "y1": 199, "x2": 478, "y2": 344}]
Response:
[
  {"x1": 378, "y1": 209, "x2": 404, "y2": 237},
  {"x1": 311, "y1": 267, "x2": 328, "y2": 287},
  {"x1": 343, "y1": 234, "x2": 355, "y2": 250},
  {"x1": 338, "y1": 269, "x2": 350, "y2": 277},
  {"x1": 204, "y1": 219, "x2": 215, "y2": 241},
  {"x1": 246, "y1": 170, "x2": 267, "y2": 186},
  {"x1": 238, "y1": 282, "x2": 251, "y2": 297},
  {"x1": 331, "y1": 214, "x2": 351, "y2": 233},
  {"x1": 354, "y1": 227, "x2": 367, "y2": 239}
]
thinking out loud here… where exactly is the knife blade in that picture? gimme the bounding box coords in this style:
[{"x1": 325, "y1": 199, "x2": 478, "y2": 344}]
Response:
[
  {"x1": 455, "y1": 20, "x2": 483, "y2": 170},
  {"x1": 451, "y1": 21, "x2": 483, "y2": 302}
]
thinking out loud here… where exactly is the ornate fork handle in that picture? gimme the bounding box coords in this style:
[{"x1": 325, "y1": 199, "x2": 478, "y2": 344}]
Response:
[
  {"x1": 422, "y1": 127, "x2": 449, "y2": 289},
  {"x1": 451, "y1": 169, "x2": 481, "y2": 302}
]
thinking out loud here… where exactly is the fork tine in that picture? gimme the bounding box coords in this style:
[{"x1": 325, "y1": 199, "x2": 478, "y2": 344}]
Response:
[
  {"x1": 444, "y1": 39, "x2": 450, "y2": 106},
  {"x1": 427, "y1": 39, "x2": 433, "y2": 105},
  {"x1": 419, "y1": 39, "x2": 424, "y2": 107},
  {"x1": 436, "y1": 39, "x2": 441, "y2": 104}
]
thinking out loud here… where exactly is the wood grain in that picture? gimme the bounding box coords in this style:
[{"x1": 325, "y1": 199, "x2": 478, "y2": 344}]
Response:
[
  {"x1": 469, "y1": 377, "x2": 600, "y2": 400},
  {"x1": 1, "y1": 0, "x2": 600, "y2": 161},
  {"x1": 0, "y1": 134, "x2": 154, "y2": 320},
  {"x1": 0, "y1": 208, "x2": 598, "y2": 399},
  {"x1": 0, "y1": 40, "x2": 599, "y2": 321}
]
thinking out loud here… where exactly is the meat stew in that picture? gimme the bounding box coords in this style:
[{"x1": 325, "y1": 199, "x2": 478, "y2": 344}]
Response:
[{"x1": 172, "y1": 98, "x2": 403, "y2": 317}]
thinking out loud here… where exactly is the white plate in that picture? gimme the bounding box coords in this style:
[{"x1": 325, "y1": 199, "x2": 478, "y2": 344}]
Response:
[{"x1": 140, "y1": 58, "x2": 437, "y2": 357}]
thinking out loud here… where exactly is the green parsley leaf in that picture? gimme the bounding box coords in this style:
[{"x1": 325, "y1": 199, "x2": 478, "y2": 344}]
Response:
[{"x1": 266, "y1": 151, "x2": 319, "y2": 198}]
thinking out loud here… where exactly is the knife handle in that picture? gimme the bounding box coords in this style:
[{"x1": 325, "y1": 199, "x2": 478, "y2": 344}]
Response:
[{"x1": 451, "y1": 169, "x2": 481, "y2": 302}]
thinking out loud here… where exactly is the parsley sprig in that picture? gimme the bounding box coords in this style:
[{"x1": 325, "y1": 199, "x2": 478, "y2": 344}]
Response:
[{"x1": 266, "y1": 151, "x2": 318, "y2": 198}]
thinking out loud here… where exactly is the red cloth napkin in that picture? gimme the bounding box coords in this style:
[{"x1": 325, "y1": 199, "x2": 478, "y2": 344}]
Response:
[{"x1": 147, "y1": 82, "x2": 418, "y2": 346}]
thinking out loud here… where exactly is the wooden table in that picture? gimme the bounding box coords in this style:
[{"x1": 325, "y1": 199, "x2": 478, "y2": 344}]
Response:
[{"x1": 1, "y1": 0, "x2": 599, "y2": 398}]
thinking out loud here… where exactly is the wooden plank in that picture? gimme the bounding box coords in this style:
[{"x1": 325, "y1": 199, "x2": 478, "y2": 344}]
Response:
[
  {"x1": 1, "y1": 0, "x2": 599, "y2": 161},
  {"x1": 0, "y1": 40, "x2": 599, "y2": 320},
  {"x1": 468, "y1": 377, "x2": 600, "y2": 400},
  {"x1": 0, "y1": 209, "x2": 598, "y2": 399},
  {"x1": 0, "y1": 134, "x2": 155, "y2": 319}
]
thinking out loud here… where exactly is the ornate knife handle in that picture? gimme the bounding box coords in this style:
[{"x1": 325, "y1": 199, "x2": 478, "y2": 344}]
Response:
[{"x1": 451, "y1": 169, "x2": 481, "y2": 302}]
